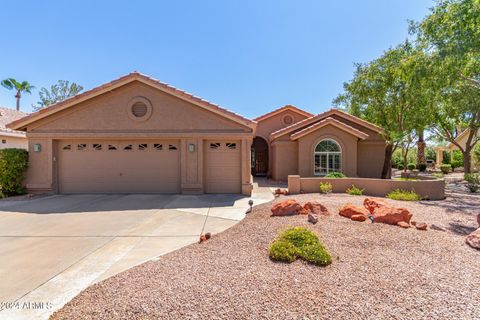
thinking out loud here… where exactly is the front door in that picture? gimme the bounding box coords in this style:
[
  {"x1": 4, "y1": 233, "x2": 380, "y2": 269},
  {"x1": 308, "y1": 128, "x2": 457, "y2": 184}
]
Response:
[{"x1": 251, "y1": 137, "x2": 269, "y2": 176}]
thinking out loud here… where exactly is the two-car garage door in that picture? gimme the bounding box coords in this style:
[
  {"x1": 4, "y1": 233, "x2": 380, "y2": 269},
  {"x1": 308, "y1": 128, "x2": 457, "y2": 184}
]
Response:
[{"x1": 58, "y1": 140, "x2": 180, "y2": 193}]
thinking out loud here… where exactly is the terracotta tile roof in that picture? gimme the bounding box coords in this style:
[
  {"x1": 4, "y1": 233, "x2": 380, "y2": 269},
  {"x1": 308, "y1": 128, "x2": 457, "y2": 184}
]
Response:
[
  {"x1": 0, "y1": 107, "x2": 27, "y2": 137},
  {"x1": 290, "y1": 117, "x2": 369, "y2": 140},
  {"x1": 253, "y1": 105, "x2": 313, "y2": 122},
  {"x1": 270, "y1": 108, "x2": 383, "y2": 141},
  {"x1": 8, "y1": 72, "x2": 256, "y2": 131}
]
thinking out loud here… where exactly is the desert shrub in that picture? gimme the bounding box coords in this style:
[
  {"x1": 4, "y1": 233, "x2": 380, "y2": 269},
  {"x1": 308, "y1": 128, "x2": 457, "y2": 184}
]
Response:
[
  {"x1": 324, "y1": 172, "x2": 346, "y2": 178},
  {"x1": 386, "y1": 189, "x2": 422, "y2": 201},
  {"x1": 451, "y1": 150, "x2": 464, "y2": 171},
  {"x1": 346, "y1": 185, "x2": 364, "y2": 195},
  {"x1": 397, "y1": 164, "x2": 404, "y2": 170},
  {"x1": 442, "y1": 150, "x2": 451, "y2": 164},
  {"x1": 269, "y1": 227, "x2": 332, "y2": 266},
  {"x1": 416, "y1": 163, "x2": 427, "y2": 172},
  {"x1": 432, "y1": 172, "x2": 444, "y2": 179},
  {"x1": 319, "y1": 182, "x2": 332, "y2": 194},
  {"x1": 0, "y1": 148, "x2": 29, "y2": 197},
  {"x1": 464, "y1": 173, "x2": 480, "y2": 193},
  {"x1": 407, "y1": 163, "x2": 416, "y2": 171},
  {"x1": 440, "y1": 164, "x2": 452, "y2": 174}
]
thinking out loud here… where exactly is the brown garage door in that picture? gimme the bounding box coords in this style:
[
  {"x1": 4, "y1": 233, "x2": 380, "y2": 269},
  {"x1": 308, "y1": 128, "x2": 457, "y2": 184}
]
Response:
[
  {"x1": 205, "y1": 141, "x2": 241, "y2": 193},
  {"x1": 58, "y1": 140, "x2": 180, "y2": 193}
]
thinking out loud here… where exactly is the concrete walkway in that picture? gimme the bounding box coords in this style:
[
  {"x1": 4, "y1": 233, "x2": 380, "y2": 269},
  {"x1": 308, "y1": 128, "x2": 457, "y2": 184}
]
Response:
[{"x1": 0, "y1": 187, "x2": 273, "y2": 319}]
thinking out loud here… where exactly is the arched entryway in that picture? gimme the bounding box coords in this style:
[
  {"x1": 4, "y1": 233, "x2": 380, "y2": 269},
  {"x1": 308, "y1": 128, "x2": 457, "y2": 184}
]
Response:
[{"x1": 251, "y1": 137, "x2": 269, "y2": 176}]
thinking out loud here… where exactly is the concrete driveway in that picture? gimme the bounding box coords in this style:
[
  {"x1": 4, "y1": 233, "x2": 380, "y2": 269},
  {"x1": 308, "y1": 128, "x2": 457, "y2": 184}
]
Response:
[{"x1": 0, "y1": 190, "x2": 273, "y2": 319}]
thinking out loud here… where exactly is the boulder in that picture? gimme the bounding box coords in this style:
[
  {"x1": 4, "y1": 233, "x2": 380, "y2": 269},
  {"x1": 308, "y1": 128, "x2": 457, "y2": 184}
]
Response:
[
  {"x1": 271, "y1": 199, "x2": 307, "y2": 216},
  {"x1": 397, "y1": 221, "x2": 411, "y2": 228},
  {"x1": 363, "y1": 198, "x2": 389, "y2": 214},
  {"x1": 338, "y1": 203, "x2": 369, "y2": 219},
  {"x1": 415, "y1": 222, "x2": 428, "y2": 231},
  {"x1": 303, "y1": 201, "x2": 330, "y2": 216},
  {"x1": 466, "y1": 229, "x2": 480, "y2": 250},
  {"x1": 199, "y1": 234, "x2": 207, "y2": 243},
  {"x1": 351, "y1": 214, "x2": 367, "y2": 222},
  {"x1": 372, "y1": 206, "x2": 412, "y2": 225},
  {"x1": 308, "y1": 213, "x2": 319, "y2": 224}
]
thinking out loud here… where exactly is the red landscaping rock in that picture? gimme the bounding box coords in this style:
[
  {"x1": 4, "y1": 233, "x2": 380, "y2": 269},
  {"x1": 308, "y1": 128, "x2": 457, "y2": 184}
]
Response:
[
  {"x1": 411, "y1": 221, "x2": 417, "y2": 226},
  {"x1": 205, "y1": 232, "x2": 212, "y2": 240},
  {"x1": 303, "y1": 201, "x2": 329, "y2": 216},
  {"x1": 363, "y1": 198, "x2": 389, "y2": 214},
  {"x1": 271, "y1": 199, "x2": 307, "y2": 216},
  {"x1": 338, "y1": 203, "x2": 369, "y2": 219},
  {"x1": 397, "y1": 221, "x2": 410, "y2": 228},
  {"x1": 415, "y1": 222, "x2": 427, "y2": 230},
  {"x1": 466, "y1": 229, "x2": 480, "y2": 250},
  {"x1": 308, "y1": 213, "x2": 319, "y2": 224},
  {"x1": 372, "y1": 206, "x2": 412, "y2": 226},
  {"x1": 351, "y1": 214, "x2": 367, "y2": 222},
  {"x1": 199, "y1": 234, "x2": 207, "y2": 243}
]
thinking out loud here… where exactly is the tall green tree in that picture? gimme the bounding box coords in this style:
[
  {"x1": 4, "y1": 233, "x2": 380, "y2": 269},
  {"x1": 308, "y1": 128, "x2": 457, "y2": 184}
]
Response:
[
  {"x1": 34, "y1": 80, "x2": 84, "y2": 110},
  {"x1": 334, "y1": 41, "x2": 430, "y2": 178},
  {"x1": 1, "y1": 78, "x2": 35, "y2": 111},
  {"x1": 412, "y1": 0, "x2": 480, "y2": 173}
]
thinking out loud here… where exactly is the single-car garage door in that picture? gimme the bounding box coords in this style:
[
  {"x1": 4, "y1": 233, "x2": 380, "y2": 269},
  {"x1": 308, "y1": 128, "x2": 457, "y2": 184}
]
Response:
[
  {"x1": 58, "y1": 140, "x2": 180, "y2": 193},
  {"x1": 205, "y1": 140, "x2": 241, "y2": 193}
]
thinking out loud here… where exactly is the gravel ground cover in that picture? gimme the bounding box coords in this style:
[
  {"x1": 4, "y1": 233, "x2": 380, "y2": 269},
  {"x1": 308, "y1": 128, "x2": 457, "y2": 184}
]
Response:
[{"x1": 52, "y1": 193, "x2": 480, "y2": 320}]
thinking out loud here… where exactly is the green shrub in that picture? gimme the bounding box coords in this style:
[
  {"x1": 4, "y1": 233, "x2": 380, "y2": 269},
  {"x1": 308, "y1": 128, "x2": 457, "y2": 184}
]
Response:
[
  {"x1": 464, "y1": 173, "x2": 480, "y2": 193},
  {"x1": 0, "y1": 149, "x2": 29, "y2": 197},
  {"x1": 451, "y1": 150, "x2": 464, "y2": 171},
  {"x1": 319, "y1": 182, "x2": 333, "y2": 194},
  {"x1": 269, "y1": 227, "x2": 332, "y2": 266},
  {"x1": 346, "y1": 184, "x2": 364, "y2": 195},
  {"x1": 386, "y1": 189, "x2": 422, "y2": 201},
  {"x1": 416, "y1": 163, "x2": 427, "y2": 172},
  {"x1": 397, "y1": 164, "x2": 404, "y2": 170},
  {"x1": 407, "y1": 163, "x2": 416, "y2": 171},
  {"x1": 432, "y1": 172, "x2": 444, "y2": 179},
  {"x1": 440, "y1": 164, "x2": 452, "y2": 174},
  {"x1": 324, "y1": 172, "x2": 346, "y2": 178}
]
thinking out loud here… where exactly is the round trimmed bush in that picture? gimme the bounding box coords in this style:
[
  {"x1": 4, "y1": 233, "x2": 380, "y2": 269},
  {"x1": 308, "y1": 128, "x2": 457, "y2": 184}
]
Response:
[
  {"x1": 440, "y1": 164, "x2": 452, "y2": 174},
  {"x1": 417, "y1": 163, "x2": 427, "y2": 172},
  {"x1": 407, "y1": 163, "x2": 416, "y2": 171},
  {"x1": 397, "y1": 164, "x2": 404, "y2": 170}
]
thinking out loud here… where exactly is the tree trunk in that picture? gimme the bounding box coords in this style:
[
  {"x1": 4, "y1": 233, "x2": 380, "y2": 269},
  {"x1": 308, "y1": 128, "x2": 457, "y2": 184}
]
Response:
[
  {"x1": 381, "y1": 143, "x2": 394, "y2": 179},
  {"x1": 15, "y1": 91, "x2": 21, "y2": 111},
  {"x1": 463, "y1": 150, "x2": 472, "y2": 174},
  {"x1": 417, "y1": 129, "x2": 426, "y2": 166}
]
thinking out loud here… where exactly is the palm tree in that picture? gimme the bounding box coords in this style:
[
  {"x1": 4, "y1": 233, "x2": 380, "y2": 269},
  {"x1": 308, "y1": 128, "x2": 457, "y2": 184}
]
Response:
[{"x1": 1, "y1": 78, "x2": 35, "y2": 111}]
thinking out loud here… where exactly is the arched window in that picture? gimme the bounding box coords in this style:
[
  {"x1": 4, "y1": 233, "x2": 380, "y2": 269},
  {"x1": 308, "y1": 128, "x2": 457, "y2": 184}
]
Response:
[{"x1": 314, "y1": 139, "x2": 342, "y2": 175}]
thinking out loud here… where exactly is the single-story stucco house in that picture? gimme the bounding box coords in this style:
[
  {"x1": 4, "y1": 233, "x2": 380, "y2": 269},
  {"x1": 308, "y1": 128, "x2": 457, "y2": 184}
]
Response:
[
  {"x1": 436, "y1": 128, "x2": 480, "y2": 171},
  {"x1": 0, "y1": 107, "x2": 27, "y2": 150},
  {"x1": 8, "y1": 72, "x2": 386, "y2": 195}
]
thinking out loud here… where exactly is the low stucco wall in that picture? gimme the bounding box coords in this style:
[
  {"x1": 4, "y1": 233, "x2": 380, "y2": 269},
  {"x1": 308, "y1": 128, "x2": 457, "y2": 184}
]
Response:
[{"x1": 288, "y1": 175, "x2": 445, "y2": 200}]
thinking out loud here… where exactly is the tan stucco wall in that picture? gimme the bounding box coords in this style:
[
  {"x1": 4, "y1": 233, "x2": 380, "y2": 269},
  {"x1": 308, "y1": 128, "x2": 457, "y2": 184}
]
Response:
[
  {"x1": 357, "y1": 141, "x2": 385, "y2": 178},
  {"x1": 297, "y1": 125, "x2": 358, "y2": 177},
  {"x1": 0, "y1": 135, "x2": 27, "y2": 149},
  {"x1": 288, "y1": 175, "x2": 445, "y2": 200},
  {"x1": 271, "y1": 141, "x2": 298, "y2": 181},
  {"x1": 255, "y1": 110, "x2": 309, "y2": 177},
  {"x1": 24, "y1": 81, "x2": 254, "y2": 195}
]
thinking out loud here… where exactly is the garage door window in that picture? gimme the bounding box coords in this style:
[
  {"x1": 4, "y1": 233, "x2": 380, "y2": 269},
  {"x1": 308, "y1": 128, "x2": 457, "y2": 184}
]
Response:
[
  {"x1": 123, "y1": 144, "x2": 133, "y2": 151},
  {"x1": 210, "y1": 143, "x2": 221, "y2": 149},
  {"x1": 77, "y1": 144, "x2": 87, "y2": 151},
  {"x1": 138, "y1": 143, "x2": 148, "y2": 151},
  {"x1": 168, "y1": 144, "x2": 178, "y2": 150},
  {"x1": 226, "y1": 142, "x2": 237, "y2": 150},
  {"x1": 108, "y1": 144, "x2": 117, "y2": 151},
  {"x1": 62, "y1": 144, "x2": 72, "y2": 151},
  {"x1": 93, "y1": 144, "x2": 102, "y2": 151},
  {"x1": 154, "y1": 143, "x2": 163, "y2": 150}
]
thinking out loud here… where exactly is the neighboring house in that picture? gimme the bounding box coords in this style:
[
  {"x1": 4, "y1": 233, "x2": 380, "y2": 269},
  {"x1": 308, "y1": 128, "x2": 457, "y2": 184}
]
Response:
[
  {"x1": 8, "y1": 72, "x2": 256, "y2": 195},
  {"x1": 0, "y1": 107, "x2": 28, "y2": 150},
  {"x1": 442, "y1": 128, "x2": 480, "y2": 171},
  {"x1": 253, "y1": 107, "x2": 386, "y2": 180},
  {"x1": 8, "y1": 72, "x2": 387, "y2": 195}
]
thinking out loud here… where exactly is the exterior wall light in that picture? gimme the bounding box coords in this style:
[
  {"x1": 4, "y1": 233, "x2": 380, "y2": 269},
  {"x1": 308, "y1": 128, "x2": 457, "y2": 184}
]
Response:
[
  {"x1": 34, "y1": 143, "x2": 42, "y2": 152},
  {"x1": 188, "y1": 143, "x2": 196, "y2": 152}
]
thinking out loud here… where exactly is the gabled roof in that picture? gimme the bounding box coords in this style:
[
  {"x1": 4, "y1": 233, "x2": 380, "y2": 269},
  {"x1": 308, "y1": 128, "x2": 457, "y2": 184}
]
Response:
[
  {"x1": 270, "y1": 108, "x2": 383, "y2": 140},
  {"x1": 290, "y1": 117, "x2": 369, "y2": 140},
  {"x1": 8, "y1": 72, "x2": 256, "y2": 131},
  {"x1": 0, "y1": 107, "x2": 27, "y2": 137},
  {"x1": 254, "y1": 105, "x2": 313, "y2": 122},
  {"x1": 446, "y1": 128, "x2": 480, "y2": 150}
]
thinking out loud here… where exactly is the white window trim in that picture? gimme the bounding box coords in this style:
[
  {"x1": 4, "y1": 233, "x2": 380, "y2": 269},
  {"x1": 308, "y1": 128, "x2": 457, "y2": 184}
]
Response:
[{"x1": 313, "y1": 139, "x2": 342, "y2": 176}]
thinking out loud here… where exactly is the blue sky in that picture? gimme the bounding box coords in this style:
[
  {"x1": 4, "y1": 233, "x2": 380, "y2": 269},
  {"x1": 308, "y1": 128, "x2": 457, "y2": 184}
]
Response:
[{"x1": 0, "y1": 0, "x2": 432, "y2": 118}]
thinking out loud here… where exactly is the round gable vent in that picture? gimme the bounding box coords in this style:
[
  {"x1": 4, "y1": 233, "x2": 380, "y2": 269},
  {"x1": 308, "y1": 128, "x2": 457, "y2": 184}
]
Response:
[
  {"x1": 282, "y1": 114, "x2": 294, "y2": 126},
  {"x1": 127, "y1": 97, "x2": 153, "y2": 121},
  {"x1": 131, "y1": 102, "x2": 148, "y2": 118}
]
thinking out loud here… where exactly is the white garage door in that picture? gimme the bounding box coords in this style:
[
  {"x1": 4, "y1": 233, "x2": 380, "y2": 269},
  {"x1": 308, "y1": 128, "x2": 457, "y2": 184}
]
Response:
[
  {"x1": 205, "y1": 141, "x2": 241, "y2": 193},
  {"x1": 58, "y1": 140, "x2": 180, "y2": 193}
]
